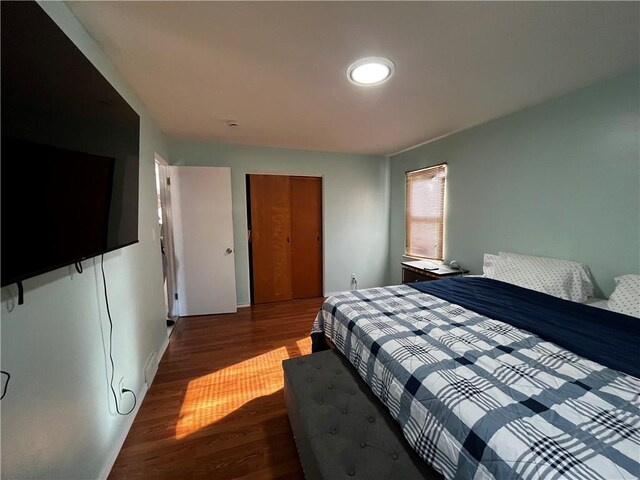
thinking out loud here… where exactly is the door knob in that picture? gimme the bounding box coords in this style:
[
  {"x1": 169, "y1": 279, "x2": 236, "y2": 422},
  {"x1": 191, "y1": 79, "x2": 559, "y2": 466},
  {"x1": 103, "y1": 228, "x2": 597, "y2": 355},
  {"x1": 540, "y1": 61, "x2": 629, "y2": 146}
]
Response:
[{"x1": 226, "y1": 248, "x2": 233, "y2": 254}]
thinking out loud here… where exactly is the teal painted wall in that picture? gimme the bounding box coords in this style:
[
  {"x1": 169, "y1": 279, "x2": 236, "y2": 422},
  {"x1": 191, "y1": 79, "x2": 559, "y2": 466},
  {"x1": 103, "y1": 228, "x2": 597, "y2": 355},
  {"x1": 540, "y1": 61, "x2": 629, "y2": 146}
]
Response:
[
  {"x1": 389, "y1": 72, "x2": 640, "y2": 297},
  {"x1": 1, "y1": 2, "x2": 169, "y2": 478},
  {"x1": 168, "y1": 140, "x2": 389, "y2": 305}
]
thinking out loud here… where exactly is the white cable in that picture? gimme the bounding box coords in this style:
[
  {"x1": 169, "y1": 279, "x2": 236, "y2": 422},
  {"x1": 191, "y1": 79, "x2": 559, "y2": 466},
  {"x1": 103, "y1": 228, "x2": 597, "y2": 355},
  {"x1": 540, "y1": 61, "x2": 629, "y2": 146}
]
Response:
[{"x1": 450, "y1": 260, "x2": 465, "y2": 275}]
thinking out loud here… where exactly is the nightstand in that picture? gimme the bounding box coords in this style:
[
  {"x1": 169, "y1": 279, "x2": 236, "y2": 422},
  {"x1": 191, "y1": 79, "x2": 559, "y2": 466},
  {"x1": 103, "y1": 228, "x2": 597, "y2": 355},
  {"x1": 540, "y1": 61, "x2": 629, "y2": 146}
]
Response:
[{"x1": 401, "y1": 260, "x2": 468, "y2": 284}]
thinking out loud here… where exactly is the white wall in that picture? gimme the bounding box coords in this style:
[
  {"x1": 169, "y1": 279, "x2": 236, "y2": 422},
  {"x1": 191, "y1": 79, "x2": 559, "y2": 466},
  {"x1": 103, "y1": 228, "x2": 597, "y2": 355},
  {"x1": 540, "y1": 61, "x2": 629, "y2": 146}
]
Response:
[
  {"x1": 0, "y1": 2, "x2": 169, "y2": 478},
  {"x1": 168, "y1": 139, "x2": 391, "y2": 305}
]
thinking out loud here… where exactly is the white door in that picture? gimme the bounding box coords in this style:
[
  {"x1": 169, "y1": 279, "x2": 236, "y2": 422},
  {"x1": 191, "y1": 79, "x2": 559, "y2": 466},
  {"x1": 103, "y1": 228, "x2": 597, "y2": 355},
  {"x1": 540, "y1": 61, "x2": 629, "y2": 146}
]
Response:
[{"x1": 170, "y1": 166, "x2": 237, "y2": 315}]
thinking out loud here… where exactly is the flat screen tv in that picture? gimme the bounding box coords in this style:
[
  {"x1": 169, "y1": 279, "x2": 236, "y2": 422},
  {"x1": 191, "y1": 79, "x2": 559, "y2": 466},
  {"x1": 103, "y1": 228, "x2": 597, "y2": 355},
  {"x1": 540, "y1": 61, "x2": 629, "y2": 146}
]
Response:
[{"x1": 1, "y1": 1, "x2": 140, "y2": 287}]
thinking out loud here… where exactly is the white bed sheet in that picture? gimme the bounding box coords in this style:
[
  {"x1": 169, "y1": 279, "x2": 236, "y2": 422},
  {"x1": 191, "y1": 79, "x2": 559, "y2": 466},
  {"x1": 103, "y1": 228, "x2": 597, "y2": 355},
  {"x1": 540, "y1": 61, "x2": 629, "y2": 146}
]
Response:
[{"x1": 583, "y1": 297, "x2": 609, "y2": 310}]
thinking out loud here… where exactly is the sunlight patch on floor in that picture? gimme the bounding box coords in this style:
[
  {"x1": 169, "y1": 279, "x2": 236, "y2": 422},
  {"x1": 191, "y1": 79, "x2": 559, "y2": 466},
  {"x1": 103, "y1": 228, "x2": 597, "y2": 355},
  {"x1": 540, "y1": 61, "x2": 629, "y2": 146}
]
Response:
[
  {"x1": 296, "y1": 337, "x2": 311, "y2": 354},
  {"x1": 175, "y1": 346, "x2": 290, "y2": 439}
]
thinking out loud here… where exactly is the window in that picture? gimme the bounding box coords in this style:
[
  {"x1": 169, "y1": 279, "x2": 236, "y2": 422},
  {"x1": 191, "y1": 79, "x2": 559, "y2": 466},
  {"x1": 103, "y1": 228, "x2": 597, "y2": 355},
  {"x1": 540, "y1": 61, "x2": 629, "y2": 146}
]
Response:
[{"x1": 405, "y1": 164, "x2": 446, "y2": 260}]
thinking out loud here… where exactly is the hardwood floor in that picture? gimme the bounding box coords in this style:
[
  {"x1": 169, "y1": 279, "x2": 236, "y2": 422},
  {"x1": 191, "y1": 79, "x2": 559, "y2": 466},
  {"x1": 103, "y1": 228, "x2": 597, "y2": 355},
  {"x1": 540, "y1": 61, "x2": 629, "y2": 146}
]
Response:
[{"x1": 109, "y1": 297, "x2": 325, "y2": 479}]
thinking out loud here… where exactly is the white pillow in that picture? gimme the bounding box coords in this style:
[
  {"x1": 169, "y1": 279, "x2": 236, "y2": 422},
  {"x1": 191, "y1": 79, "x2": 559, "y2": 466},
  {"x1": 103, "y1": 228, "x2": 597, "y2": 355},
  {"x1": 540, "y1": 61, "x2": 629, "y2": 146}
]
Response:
[
  {"x1": 608, "y1": 274, "x2": 640, "y2": 318},
  {"x1": 482, "y1": 253, "x2": 499, "y2": 277},
  {"x1": 485, "y1": 252, "x2": 594, "y2": 302}
]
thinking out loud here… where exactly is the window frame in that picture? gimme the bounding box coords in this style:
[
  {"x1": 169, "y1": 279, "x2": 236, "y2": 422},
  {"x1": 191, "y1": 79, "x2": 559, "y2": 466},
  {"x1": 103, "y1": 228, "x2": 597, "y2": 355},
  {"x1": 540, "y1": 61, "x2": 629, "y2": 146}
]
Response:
[{"x1": 405, "y1": 163, "x2": 447, "y2": 261}]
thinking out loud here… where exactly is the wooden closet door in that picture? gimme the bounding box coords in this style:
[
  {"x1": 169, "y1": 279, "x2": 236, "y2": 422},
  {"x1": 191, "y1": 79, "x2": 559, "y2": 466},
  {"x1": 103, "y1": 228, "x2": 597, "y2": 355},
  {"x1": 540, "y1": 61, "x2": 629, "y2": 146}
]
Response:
[
  {"x1": 291, "y1": 177, "x2": 322, "y2": 298},
  {"x1": 249, "y1": 175, "x2": 293, "y2": 303}
]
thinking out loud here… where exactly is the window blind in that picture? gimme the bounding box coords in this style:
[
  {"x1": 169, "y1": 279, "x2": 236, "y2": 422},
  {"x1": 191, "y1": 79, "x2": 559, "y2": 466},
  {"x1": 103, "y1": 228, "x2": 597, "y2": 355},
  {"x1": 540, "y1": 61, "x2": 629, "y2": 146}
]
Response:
[{"x1": 406, "y1": 164, "x2": 446, "y2": 260}]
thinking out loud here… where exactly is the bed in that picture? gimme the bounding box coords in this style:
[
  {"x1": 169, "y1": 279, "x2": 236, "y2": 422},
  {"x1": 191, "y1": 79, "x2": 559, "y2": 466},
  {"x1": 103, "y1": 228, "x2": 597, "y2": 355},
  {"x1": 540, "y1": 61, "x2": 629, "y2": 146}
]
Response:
[{"x1": 311, "y1": 276, "x2": 640, "y2": 480}]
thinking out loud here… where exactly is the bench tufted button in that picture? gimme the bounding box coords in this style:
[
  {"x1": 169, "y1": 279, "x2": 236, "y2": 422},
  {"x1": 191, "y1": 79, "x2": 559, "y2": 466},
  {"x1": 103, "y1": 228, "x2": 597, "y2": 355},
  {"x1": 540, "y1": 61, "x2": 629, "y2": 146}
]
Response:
[
  {"x1": 360, "y1": 441, "x2": 366, "y2": 448},
  {"x1": 316, "y1": 364, "x2": 322, "y2": 369},
  {"x1": 328, "y1": 384, "x2": 333, "y2": 390},
  {"x1": 347, "y1": 468, "x2": 355, "y2": 476},
  {"x1": 331, "y1": 428, "x2": 337, "y2": 435},
  {"x1": 317, "y1": 399, "x2": 324, "y2": 405},
  {"x1": 368, "y1": 416, "x2": 375, "y2": 423},
  {"x1": 350, "y1": 390, "x2": 356, "y2": 396},
  {"x1": 336, "y1": 369, "x2": 342, "y2": 375},
  {"x1": 342, "y1": 409, "x2": 348, "y2": 414},
  {"x1": 297, "y1": 359, "x2": 304, "y2": 365},
  {"x1": 307, "y1": 377, "x2": 313, "y2": 383},
  {"x1": 392, "y1": 453, "x2": 399, "y2": 460}
]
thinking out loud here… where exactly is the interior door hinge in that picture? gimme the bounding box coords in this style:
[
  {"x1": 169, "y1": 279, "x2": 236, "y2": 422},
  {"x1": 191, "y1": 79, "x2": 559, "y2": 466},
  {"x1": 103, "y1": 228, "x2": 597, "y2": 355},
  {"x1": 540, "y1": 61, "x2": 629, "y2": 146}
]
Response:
[
  {"x1": 174, "y1": 293, "x2": 178, "y2": 300},
  {"x1": 166, "y1": 177, "x2": 171, "y2": 186}
]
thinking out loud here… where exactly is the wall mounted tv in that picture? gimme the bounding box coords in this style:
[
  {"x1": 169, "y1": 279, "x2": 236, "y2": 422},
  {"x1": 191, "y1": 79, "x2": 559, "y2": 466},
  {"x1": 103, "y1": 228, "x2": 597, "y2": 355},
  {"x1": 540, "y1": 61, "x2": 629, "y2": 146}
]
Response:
[{"x1": 1, "y1": 1, "x2": 140, "y2": 288}]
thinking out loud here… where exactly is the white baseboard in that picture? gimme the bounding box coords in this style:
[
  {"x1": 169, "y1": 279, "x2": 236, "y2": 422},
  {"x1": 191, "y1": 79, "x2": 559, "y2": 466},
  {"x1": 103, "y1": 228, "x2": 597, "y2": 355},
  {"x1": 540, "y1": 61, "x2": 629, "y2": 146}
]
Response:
[
  {"x1": 156, "y1": 334, "x2": 170, "y2": 366},
  {"x1": 98, "y1": 333, "x2": 171, "y2": 479}
]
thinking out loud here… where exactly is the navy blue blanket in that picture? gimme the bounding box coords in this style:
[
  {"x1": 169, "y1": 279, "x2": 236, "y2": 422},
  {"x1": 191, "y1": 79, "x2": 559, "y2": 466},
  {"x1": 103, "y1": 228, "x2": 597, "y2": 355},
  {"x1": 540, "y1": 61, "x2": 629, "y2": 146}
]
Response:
[{"x1": 410, "y1": 277, "x2": 640, "y2": 378}]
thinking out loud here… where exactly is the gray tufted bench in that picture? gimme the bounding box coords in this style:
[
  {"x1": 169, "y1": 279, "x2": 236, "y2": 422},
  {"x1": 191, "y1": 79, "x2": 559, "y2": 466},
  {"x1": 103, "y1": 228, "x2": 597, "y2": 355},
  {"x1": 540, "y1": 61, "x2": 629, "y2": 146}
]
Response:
[{"x1": 283, "y1": 349, "x2": 442, "y2": 479}]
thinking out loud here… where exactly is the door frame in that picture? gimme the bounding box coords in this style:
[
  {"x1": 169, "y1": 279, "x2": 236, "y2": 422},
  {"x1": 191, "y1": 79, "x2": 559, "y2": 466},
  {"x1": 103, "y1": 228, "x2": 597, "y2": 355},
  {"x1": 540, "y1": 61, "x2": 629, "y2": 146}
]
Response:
[
  {"x1": 154, "y1": 154, "x2": 179, "y2": 319},
  {"x1": 245, "y1": 172, "x2": 324, "y2": 304}
]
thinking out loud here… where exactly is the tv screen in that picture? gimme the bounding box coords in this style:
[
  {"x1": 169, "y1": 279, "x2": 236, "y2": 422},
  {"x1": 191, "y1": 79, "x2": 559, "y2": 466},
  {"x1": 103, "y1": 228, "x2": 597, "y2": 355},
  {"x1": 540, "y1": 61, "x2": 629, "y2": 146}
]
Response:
[{"x1": 1, "y1": 1, "x2": 140, "y2": 287}]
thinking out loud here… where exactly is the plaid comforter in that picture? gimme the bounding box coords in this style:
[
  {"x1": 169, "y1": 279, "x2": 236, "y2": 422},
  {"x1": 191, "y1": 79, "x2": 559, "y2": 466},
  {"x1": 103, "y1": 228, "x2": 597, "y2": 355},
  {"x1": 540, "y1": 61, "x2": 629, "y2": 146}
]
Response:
[{"x1": 312, "y1": 285, "x2": 640, "y2": 480}]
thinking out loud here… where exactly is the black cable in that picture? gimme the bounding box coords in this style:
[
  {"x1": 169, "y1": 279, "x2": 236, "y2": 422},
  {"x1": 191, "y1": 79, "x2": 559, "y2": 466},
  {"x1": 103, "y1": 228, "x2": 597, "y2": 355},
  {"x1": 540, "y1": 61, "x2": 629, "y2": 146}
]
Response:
[
  {"x1": 75, "y1": 261, "x2": 83, "y2": 274},
  {"x1": 0, "y1": 371, "x2": 10, "y2": 400},
  {"x1": 100, "y1": 255, "x2": 137, "y2": 415}
]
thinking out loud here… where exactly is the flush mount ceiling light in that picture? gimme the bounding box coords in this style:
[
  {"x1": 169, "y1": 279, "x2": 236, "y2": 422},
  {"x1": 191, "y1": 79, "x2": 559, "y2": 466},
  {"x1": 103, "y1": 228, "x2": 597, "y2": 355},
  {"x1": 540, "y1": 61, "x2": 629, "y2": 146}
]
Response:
[{"x1": 347, "y1": 57, "x2": 395, "y2": 86}]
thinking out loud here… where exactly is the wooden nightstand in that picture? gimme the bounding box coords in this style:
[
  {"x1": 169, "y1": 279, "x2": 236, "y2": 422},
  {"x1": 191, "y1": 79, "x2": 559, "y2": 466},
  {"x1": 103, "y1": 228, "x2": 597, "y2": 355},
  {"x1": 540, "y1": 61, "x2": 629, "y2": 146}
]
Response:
[{"x1": 401, "y1": 260, "x2": 468, "y2": 284}]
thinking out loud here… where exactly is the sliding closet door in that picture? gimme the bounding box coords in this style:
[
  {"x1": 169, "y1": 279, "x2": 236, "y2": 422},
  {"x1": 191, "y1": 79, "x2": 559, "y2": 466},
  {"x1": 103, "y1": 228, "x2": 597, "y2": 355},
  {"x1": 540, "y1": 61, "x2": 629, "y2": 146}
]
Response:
[
  {"x1": 249, "y1": 174, "x2": 293, "y2": 303},
  {"x1": 291, "y1": 177, "x2": 322, "y2": 298}
]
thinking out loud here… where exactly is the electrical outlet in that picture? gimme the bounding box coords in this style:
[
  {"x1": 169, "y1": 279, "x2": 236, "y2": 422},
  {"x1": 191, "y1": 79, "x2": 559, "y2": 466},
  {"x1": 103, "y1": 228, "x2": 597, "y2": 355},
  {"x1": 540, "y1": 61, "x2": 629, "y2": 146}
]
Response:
[{"x1": 117, "y1": 377, "x2": 124, "y2": 404}]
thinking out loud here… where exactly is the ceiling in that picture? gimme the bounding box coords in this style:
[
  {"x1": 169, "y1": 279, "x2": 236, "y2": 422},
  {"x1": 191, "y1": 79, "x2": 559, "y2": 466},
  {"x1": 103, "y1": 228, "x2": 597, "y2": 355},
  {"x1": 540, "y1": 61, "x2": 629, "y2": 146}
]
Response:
[{"x1": 66, "y1": 1, "x2": 639, "y2": 156}]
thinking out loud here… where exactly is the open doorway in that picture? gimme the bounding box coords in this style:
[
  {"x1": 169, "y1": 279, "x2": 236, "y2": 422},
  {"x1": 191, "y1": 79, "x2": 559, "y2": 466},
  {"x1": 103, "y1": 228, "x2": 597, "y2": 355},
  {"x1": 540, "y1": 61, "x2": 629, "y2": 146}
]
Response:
[{"x1": 154, "y1": 154, "x2": 179, "y2": 336}]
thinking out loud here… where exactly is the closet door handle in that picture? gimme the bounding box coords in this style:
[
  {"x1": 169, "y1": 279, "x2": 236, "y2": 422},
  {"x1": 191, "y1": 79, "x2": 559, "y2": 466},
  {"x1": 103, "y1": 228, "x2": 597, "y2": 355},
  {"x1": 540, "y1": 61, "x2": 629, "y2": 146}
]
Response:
[{"x1": 225, "y1": 248, "x2": 233, "y2": 254}]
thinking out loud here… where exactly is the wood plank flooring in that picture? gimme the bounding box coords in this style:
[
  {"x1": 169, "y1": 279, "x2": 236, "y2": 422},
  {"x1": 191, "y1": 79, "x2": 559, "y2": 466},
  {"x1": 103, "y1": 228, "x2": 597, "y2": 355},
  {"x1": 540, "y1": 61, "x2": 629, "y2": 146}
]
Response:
[{"x1": 109, "y1": 297, "x2": 325, "y2": 479}]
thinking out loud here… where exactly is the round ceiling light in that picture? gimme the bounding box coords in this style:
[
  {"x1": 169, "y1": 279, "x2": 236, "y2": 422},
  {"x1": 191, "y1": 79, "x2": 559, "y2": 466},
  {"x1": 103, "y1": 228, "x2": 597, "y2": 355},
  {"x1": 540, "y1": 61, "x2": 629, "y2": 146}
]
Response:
[{"x1": 347, "y1": 57, "x2": 395, "y2": 86}]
